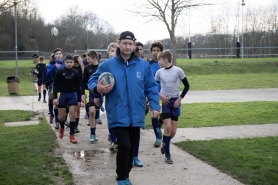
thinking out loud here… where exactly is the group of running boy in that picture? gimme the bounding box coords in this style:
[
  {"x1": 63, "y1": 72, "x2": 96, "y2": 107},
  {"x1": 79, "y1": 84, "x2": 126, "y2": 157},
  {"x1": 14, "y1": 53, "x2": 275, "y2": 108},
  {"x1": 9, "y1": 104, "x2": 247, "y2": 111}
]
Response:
[{"x1": 33, "y1": 31, "x2": 190, "y2": 185}]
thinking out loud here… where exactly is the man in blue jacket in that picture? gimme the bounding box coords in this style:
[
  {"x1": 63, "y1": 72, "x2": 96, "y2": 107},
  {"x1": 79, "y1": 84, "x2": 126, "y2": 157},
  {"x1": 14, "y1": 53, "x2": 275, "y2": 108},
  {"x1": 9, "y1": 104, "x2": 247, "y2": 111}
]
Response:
[{"x1": 88, "y1": 31, "x2": 160, "y2": 185}]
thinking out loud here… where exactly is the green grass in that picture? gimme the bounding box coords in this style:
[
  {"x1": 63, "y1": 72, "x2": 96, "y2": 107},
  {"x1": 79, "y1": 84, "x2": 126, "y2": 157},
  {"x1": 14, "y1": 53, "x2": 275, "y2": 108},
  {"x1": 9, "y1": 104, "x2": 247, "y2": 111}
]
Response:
[
  {"x1": 177, "y1": 58, "x2": 278, "y2": 90},
  {"x1": 145, "y1": 101, "x2": 278, "y2": 129},
  {"x1": 0, "y1": 110, "x2": 74, "y2": 185},
  {"x1": 187, "y1": 73, "x2": 278, "y2": 90},
  {"x1": 1, "y1": 58, "x2": 278, "y2": 95},
  {"x1": 0, "y1": 60, "x2": 37, "y2": 96},
  {"x1": 177, "y1": 58, "x2": 278, "y2": 75},
  {"x1": 175, "y1": 137, "x2": 278, "y2": 185}
]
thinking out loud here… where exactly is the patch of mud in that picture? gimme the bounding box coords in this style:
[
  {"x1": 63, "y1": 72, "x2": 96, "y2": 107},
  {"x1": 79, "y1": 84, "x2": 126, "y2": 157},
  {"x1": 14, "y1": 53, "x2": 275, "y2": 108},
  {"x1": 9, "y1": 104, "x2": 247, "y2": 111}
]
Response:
[{"x1": 63, "y1": 149, "x2": 116, "y2": 178}]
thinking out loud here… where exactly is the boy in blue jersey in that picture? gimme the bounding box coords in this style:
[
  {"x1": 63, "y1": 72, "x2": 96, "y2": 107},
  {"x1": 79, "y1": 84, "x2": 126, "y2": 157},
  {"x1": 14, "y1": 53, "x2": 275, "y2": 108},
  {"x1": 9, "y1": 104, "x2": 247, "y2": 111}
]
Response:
[
  {"x1": 45, "y1": 48, "x2": 65, "y2": 129},
  {"x1": 88, "y1": 31, "x2": 160, "y2": 185},
  {"x1": 155, "y1": 50, "x2": 190, "y2": 164},
  {"x1": 149, "y1": 41, "x2": 164, "y2": 148},
  {"x1": 43, "y1": 53, "x2": 55, "y2": 123},
  {"x1": 131, "y1": 43, "x2": 149, "y2": 167}
]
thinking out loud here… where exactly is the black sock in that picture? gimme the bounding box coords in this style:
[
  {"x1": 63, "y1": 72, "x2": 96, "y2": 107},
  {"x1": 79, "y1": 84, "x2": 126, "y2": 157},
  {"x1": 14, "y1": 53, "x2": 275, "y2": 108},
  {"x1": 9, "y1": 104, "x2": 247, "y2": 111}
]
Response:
[
  {"x1": 43, "y1": 90, "x2": 46, "y2": 100},
  {"x1": 60, "y1": 121, "x2": 65, "y2": 128},
  {"x1": 38, "y1": 93, "x2": 41, "y2": 98},
  {"x1": 76, "y1": 118, "x2": 79, "y2": 127},
  {"x1": 70, "y1": 122, "x2": 75, "y2": 135}
]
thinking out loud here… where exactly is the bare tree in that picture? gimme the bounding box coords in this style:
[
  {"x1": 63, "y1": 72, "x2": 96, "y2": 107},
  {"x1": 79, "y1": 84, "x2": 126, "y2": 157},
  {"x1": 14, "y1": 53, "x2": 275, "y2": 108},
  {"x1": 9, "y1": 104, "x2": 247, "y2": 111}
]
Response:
[
  {"x1": 0, "y1": 0, "x2": 34, "y2": 14},
  {"x1": 132, "y1": 0, "x2": 210, "y2": 65}
]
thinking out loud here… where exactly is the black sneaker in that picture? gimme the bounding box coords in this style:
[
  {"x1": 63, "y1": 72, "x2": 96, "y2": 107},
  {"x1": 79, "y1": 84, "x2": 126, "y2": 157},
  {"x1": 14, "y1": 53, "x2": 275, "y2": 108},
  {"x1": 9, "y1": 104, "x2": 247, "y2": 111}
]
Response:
[
  {"x1": 38, "y1": 97, "x2": 41, "y2": 101},
  {"x1": 108, "y1": 134, "x2": 111, "y2": 142},
  {"x1": 49, "y1": 116, "x2": 54, "y2": 124},
  {"x1": 75, "y1": 127, "x2": 80, "y2": 133},
  {"x1": 165, "y1": 155, "x2": 173, "y2": 164},
  {"x1": 109, "y1": 142, "x2": 118, "y2": 152},
  {"x1": 54, "y1": 122, "x2": 59, "y2": 129}
]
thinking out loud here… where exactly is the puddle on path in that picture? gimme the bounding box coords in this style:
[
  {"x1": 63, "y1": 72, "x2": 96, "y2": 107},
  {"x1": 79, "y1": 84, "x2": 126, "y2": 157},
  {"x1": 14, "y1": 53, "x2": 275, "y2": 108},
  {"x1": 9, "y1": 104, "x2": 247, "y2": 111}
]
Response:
[
  {"x1": 67, "y1": 148, "x2": 110, "y2": 162},
  {"x1": 64, "y1": 148, "x2": 116, "y2": 176}
]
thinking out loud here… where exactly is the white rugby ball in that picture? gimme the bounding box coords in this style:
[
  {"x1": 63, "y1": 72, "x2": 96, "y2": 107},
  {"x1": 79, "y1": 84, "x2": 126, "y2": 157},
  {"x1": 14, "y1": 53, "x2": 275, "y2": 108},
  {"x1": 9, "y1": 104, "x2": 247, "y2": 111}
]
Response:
[
  {"x1": 51, "y1": 26, "x2": 58, "y2": 37},
  {"x1": 98, "y1": 72, "x2": 115, "y2": 90}
]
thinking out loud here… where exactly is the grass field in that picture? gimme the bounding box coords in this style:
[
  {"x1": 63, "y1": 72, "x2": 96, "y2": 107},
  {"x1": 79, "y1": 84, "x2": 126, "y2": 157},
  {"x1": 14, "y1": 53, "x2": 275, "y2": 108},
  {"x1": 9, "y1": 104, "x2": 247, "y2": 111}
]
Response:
[
  {"x1": 177, "y1": 58, "x2": 278, "y2": 90},
  {"x1": 1, "y1": 58, "x2": 278, "y2": 184},
  {"x1": 0, "y1": 58, "x2": 278, "y2": 95},
  {"x1": 0, "y1": 60, "x2": 36, "y2": 96},
  {"x1": 145, "y1": 101, "x2": 278, "y2": 129},
  {"x1": 0, "y1": 110, "x2": 73, "y2": 185},
  {"x1": 176, "y1": 137, "x2": 278, "y2": 185}
]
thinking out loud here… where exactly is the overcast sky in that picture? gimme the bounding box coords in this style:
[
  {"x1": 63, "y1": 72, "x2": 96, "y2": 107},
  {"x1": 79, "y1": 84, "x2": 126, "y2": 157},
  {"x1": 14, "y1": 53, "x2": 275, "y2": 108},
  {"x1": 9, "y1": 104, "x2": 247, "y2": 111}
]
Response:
[{"x1": 37, "y1": 0, "x2": 276, "y2": 43}]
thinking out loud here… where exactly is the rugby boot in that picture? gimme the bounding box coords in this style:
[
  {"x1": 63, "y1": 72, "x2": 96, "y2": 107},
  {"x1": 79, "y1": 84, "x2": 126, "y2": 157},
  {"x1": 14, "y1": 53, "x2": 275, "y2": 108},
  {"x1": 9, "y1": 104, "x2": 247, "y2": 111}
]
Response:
[
  {"x1": 49, "y1": 116, "x2": 54, "y2": 124},
  {"x1": 70, "y1": 135, "x2": 77, "y2": 143},
  {"x1": 59, "y1": 128, "x2": 64, "y2": 139},
  {"x1": 96, "y1": 118, "x2": 102, "y2": 124},
  {"x1": 133, "y1": 157, "x2": 143, "y2": 167},
  {"x1": 154, "y1": 138, "x2": 161, "y2": 147},
  {"x1": 165, "y1": 154, "x2": 173, "y2": 164}
]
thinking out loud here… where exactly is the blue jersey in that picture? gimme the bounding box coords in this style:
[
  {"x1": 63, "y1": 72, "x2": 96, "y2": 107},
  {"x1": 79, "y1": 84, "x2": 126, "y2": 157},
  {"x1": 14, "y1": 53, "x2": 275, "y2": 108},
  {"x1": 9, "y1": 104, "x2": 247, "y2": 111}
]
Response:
[
  {"x1": 149, "y1": 60, "x2": 161, "y2": 92},
  {"x1": 46, "y1": 59, "x2": 65, "y2": 78}
]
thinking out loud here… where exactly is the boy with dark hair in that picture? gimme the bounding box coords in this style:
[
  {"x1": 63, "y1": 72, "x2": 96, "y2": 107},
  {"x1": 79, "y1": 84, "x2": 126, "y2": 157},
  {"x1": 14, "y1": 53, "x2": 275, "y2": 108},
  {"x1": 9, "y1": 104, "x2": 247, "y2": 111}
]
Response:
[
  {"x1": 53, "y1": 55, "x2": 81, "y2": 143},
  {"x1": 70, "y1": 55, "x2": 84, "y2": 133},
  {"x1": 131, "y1": 44, "x2": 150, "y2": 167},
  {"x1": 43, "y1": 53, "x2": 55, "y2": 123},
  {"x1": 34, "y1": 56, "x2": 47, "y2": 102},
  {"x1": 81, "y1": 50, "x2": 101, "y2": 143},
  {"x1": 155, "y1": 50, "x2": 190, "y2": 164},
  {"x1": 149, "y1": 41, "x2": 164, "y2": 147},
  {"x1": 135, "y1": 42, "x2": 149, "y2": 61},
  {"x1": 45, "y1": 48, "x2": 65, "y2": 129}
]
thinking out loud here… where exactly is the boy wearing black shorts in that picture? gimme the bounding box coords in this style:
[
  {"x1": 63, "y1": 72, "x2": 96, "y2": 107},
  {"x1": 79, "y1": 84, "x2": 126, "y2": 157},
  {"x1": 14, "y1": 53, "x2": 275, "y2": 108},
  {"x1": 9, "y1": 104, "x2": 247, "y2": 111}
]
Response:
[
  {"x1": 34, "y1": 56, "x2": 47, "y2": 102},
  {"x1": 81, "y1": 50, "x2": 100, "y2": 143},
  {"x1": 155, "y1": 50, "x2": 190, "y2": 164},
  {"x1": 53, "y1": 55, "x2": 81, "y2": 143}
]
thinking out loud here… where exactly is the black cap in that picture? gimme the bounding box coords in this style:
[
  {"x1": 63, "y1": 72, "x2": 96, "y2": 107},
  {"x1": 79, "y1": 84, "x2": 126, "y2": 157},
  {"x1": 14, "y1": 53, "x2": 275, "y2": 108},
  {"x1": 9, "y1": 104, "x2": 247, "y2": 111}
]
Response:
[{"x1": 119, "y1": 31, "x2": 136, "y2": 41}]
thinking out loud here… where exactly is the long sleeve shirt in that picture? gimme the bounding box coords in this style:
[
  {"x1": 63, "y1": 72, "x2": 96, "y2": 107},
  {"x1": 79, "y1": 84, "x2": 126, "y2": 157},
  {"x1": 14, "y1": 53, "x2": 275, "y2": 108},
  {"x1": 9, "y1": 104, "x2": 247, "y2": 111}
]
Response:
[
  {"x1": 81, "y1": 64, "x2": 99, "y2": 95},
  {"x1": 53, "y1": 67, "x2": 81, "y2": 102}
]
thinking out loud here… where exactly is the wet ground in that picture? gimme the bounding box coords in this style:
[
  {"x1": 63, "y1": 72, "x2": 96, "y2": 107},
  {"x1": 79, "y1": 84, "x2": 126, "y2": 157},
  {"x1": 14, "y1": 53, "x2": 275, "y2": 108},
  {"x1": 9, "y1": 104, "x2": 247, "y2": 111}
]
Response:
[
  {"x1": 2, "y1": 88, "x2": 278, "y2": 185},
  {"x1": 49, "y1": 109, "x2": 244, "y2": 185}
]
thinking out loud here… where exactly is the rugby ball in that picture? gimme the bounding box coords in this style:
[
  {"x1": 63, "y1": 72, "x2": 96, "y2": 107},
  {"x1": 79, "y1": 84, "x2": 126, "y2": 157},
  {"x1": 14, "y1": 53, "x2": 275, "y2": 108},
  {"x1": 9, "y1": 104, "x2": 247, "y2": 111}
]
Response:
[
  {"x1": 51, "y1": 26, "x2": 59, "y2": 37},
  {"x1": 98, "y1": 72, "x2": 115, "y2": 89}
]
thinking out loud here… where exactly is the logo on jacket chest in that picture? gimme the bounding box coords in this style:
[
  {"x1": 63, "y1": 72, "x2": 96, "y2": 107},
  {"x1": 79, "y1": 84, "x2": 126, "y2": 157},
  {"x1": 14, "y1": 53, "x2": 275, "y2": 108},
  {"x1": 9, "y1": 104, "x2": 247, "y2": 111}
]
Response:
[
  {"x1": 136, "y1": 72, "x2": 141, "y2": 79},
  {"x1": 62, "y1": 72, "x2": 75, "y2": 79}
]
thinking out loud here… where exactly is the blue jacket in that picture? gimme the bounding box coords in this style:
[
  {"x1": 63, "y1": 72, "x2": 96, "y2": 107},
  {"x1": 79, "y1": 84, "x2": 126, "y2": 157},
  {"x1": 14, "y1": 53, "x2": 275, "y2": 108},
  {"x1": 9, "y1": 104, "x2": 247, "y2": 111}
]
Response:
[
  {"x1": 46, "y1": 59, "x2": 65, "y2": 78},
  {"x1": 88, "y1": 49, "x2": 160, "y2": 129}
]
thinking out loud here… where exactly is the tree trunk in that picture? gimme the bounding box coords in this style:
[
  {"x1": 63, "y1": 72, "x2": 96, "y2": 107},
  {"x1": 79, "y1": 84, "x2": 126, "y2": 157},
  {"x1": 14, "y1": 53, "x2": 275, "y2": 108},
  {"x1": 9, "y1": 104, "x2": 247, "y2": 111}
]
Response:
[{"x1": 171, "y1": 35, "x2": 177, "y2": 66}]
